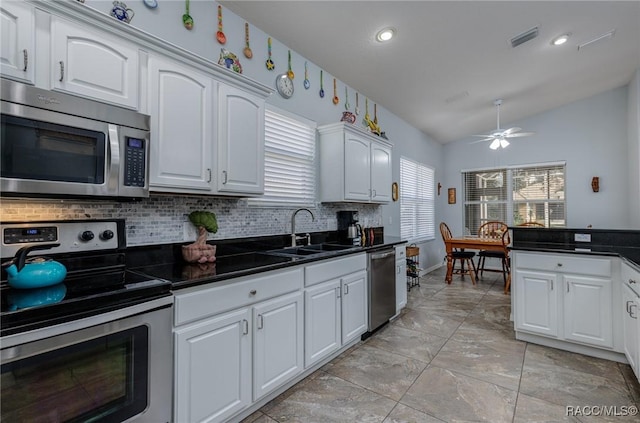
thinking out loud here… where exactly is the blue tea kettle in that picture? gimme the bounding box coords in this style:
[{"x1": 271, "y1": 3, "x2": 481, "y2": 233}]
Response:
[{"x1": 3, "y1": 244, "x2": 67, "y2": 289}]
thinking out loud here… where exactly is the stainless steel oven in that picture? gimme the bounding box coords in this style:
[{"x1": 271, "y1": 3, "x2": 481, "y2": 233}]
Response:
[
  {"x1": 1, "y1": 220, "x2": 173, "y2": 423},
  {"x1": 1, "y1": 79, "x2": 150, "y2": 199}
]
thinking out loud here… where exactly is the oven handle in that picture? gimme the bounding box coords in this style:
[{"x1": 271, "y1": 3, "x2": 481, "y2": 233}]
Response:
[{"x1": 107, "y1": 124, "x2": 121, "y2": 192}]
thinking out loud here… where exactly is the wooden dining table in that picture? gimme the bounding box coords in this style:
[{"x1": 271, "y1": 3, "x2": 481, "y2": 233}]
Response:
[{"x1": 444, "y1": 236, "x2": 509, "y2": 288}]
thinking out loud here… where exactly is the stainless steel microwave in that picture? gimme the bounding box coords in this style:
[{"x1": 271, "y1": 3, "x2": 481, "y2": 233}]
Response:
[{"x1": 1, "y1": 79, "x2": 150, "y2": 199}]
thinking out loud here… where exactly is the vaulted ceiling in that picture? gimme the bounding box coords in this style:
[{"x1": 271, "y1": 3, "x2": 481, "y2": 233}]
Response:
[{"x1": 221, "y1": 1, "x2": 640, "y2": 143}]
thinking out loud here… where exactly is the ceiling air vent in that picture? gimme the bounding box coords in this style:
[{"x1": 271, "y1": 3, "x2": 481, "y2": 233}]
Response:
[{"x1": 511, "y1": 26, "x2": 539, "y2": 48}]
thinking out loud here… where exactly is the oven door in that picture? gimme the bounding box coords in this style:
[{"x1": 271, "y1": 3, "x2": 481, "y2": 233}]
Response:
[
  {"x1": 0, "y1": 299, "x2": 172, "y2": 423},
  {"x1": 0, "y1": 101, "x2": 118, "y2": 198}
]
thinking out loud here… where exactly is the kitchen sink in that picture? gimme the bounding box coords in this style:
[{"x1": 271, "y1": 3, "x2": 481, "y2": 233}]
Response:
[{"x1": 266, "y1": 243, "x2": 356, "y2": 258}]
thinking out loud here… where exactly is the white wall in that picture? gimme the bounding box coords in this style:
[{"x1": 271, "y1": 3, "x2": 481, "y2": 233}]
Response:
[
  {"x1": 442, "y1": 86, "x2": 632, "y2": 240},
  {"x1": 628, "y1": 69, "x2": 640, "y2": 228}
]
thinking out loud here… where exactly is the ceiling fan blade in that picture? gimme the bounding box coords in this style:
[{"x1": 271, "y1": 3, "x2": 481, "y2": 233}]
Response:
[
  {"x1": 506, "y1": 131, "x2": 535, "y2": 138},
  {"x1": 471, "y1": 134, "x2": 493, "y2": 138},
  {"x1": 470, "y1": 138, "x2": 493, "y2": 144},
  {"x1": 503, "y1": 127, "x2": 522, "y2": 135}
]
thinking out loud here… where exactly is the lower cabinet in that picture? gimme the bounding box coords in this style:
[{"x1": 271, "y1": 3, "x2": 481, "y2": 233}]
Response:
[
  {"x1": 622, "y1": 262, "x2": 640, "y2": 382},
  {"x1": 513, "y1": 252, "x2": 614, "y2": 350},
  {"x1": 395, "y1": 245, "x2": 407, "y2": 313},
  {"x1": 304, "y1": 254, "x2": 368, "y2": 368},
  {"x1": 173, "y1": 268, "x2": 303, "y2": 423}
]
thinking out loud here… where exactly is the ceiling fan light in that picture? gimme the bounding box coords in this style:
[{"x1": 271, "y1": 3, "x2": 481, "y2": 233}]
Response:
[
  {"x1": 500, "y1": 138, "x2": 510, "y2": 148},
  {"x1": 489, "y1": 139, "x2": 501, "y2": 150}
]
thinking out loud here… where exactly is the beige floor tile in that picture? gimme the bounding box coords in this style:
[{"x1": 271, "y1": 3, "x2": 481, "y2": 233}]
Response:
[
  {"x1": 263, "y1": 372, "x2": 396, "y2": 423},
  {"x1": 401, "y1": 366, "x2": 517, "y2": 422},
  {"x1": 393, "y1": 308, "x2": 464, "y2": 338},
  {"x1": 365, "y1": 324, "x2": 448, "y2": 363},
  {"x1": 430, "y1": 338, "x2": 526, "y2": 391},
  {"x1": 324, "y1": 343, "x2": 427, "y2": 401},
  {"x1": 514, "y1": 393, "x2": 581, "y2": 422}
]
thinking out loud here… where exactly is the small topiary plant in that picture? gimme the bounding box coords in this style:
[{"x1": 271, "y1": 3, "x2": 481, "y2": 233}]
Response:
[{"x1": 182, "y1": 211, "x2": 218, "y2": 263}]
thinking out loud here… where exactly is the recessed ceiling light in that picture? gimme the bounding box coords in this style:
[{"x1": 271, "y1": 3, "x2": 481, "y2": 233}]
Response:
[
  {"x1": 376, "y1": 28, "x2": 395, "y2": 42},
  {"x1": 551, "y1": 33, "x2": 570, "y2": 46}
]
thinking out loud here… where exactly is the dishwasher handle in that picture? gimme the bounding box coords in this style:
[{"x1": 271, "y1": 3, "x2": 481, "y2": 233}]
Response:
[{"x1": 369, "y1": 250, "x2": 395, "y2": 260}]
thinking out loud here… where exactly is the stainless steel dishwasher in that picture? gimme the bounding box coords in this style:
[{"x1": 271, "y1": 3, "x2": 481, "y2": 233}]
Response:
[{"x1": 367, "y1": 248, "x2": 397, "y2": 333}]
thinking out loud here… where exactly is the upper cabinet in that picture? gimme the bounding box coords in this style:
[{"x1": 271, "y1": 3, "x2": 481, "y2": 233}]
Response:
[
  {"x1": 318, "y1": 123, "x2": 392, "y2": 203},
  {"x1": 50, "y1": 16, "x2": 139, "y2": 109},
  {"x1": 147, "y1": 55, "x2": 214, "y2": 192},
  {"x1": 0, "y1": 1, "x2": 35, "y2": 84},
  {"x1": 217, "y1": 84, "x2": 265, "y2": 195}
]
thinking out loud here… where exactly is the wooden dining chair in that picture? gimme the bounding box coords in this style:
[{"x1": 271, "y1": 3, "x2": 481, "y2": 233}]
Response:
[
  {"x1": 502, "y1": 229, "x2": 513, "y2": 294},
  {"x1": 440, "y1": 222, "x2": 476, "y2": 284},
  {"x1": 517, "y1": 221, "x2": 545, "y2": 227},
  {"x1": 476, "y1": 221, "x2": 509, "y2": 285}
]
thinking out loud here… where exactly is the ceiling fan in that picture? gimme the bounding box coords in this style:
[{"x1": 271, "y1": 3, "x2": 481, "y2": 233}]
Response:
[{"x1": 472, "y1": 99, "x2": 535, "y2": 149}]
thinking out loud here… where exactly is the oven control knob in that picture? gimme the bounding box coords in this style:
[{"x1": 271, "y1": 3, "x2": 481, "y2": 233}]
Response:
[
  {"x1": 100, "y1": 230, "x2": 115, "y2": 241},
  {"x1": 80, "y1": 230, "x2": 95, "y2": 242}
]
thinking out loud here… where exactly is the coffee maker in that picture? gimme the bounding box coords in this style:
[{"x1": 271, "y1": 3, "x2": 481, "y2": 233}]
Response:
[{"x1": 337, "y1": 211, "x2": 361, "y2": 246}]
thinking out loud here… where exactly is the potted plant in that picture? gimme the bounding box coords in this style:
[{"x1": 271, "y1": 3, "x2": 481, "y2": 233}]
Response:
[{"x1": 182, "y1": 211, "x2": 218, "y2": 263}]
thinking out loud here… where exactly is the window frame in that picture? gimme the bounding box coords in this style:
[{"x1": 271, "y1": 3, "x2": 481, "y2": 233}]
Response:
[{"x1": 400, "y1": 156, "x2": 436, "y2": 242}]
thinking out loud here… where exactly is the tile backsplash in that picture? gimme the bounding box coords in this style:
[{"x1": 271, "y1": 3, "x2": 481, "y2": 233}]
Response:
[{"x1": 0, "y1": 194, "x2": 382, "y2": 246}]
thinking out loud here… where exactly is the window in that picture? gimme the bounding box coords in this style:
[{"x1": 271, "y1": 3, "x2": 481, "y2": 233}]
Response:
[
  {"x1": 400, "y1": 157, "x2": 435, "y2": 241},
  {"x1": 249, "y1": 107, "x2": 316, "y2": 207},
  {"x1": 462, "y1": 162, "x2": 566, "y2": 234}
]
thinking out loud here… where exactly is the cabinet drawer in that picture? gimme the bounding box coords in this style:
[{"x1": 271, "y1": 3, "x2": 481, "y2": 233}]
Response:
[
  {"x1": 395, "y1": 245, "x2": 407, "y2": 260},
  {"x1": 305, "y1": 253, "x2": 367, "y2": 287},
  {"x1": 516, "y1": 252, "x2": 611, "y2": 277},
  {"x1": 174, "y1": 267, "x2": 303, "y2": 326}
]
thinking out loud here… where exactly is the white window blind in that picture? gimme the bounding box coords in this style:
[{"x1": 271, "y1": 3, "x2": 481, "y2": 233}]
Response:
[
  {"x1": 249, "y1": 108, "x2": 316, "y2": 207},
  {"x1": 400, "y1": 157, "x2": 435, "y2": 241},
  {"x1": 462, "y1": 162, "x2": 566, "y2": 234}
]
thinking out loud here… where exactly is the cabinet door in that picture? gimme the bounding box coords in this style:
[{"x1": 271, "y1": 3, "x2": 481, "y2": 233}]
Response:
[
  {"x1": 515, "y1": 270, "x2": 559, "y2": 337},
  {"x1": 370, "y1": 142, "x2": 392, "y2": 203},
  {"x1": 622, "y1": 283, "x2": 639, "y2": 378},
  {"x1": 396, "y1": 259, "x2": 407, "y2": 313},
  {"x1": 344, "y1": 135, "x2": 371, "y2": 201},
  {"x1": 253, "y1": 291, "x2": 303, "y2": 400},
  {"x1": 147, "y1": 56, "x2": 214, "y2": 191},
  {"x1": 0, "y1": 1, "x2": 34, "y2": 84},
  {"x1": 564, "y1": 275, "x2": 613, "y2": 348},
  {"x1": 217, "y1": 84, "x2": 265, "y2": 194},
  {"x1": 341, "y1": 270, "x2": 368, "y2": 344},
  {"x1": 304, "y1": 279, "x2": 341, "y2": 367},
  {"x1": 174, "y1": 308, "x2": 251, "y2": 423},
  {"x1": 51, "y1": 17, "x2": 139, "y2": 109}
]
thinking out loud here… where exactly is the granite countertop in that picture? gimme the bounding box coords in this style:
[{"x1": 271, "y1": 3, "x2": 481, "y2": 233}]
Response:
[
  {"x1": 127, "y1": 231, "x2": 406, "y2": 290},
  {"x1": 510, "y1": 227, "x2": 640, "y2": 272}
]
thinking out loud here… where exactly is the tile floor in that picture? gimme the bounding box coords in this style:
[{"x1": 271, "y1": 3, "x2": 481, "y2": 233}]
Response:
[{"x1": 243, "y1": 268, "x2": 640, "y2": 423}]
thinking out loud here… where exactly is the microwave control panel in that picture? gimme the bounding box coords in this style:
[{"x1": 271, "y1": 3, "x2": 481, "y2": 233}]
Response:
[{"x1": 123, "y1": 137, "x2": 146, "y2": 187}]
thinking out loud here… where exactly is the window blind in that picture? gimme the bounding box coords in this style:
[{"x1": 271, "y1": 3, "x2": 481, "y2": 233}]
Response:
[
  {"x1": 462, "y1": 162, "x2": 565, "y2": 234},
  {"x1": 400, "y1": 157, "x2": 435, "y2": 241},
  {"x1": 249, "y1": 108, "x2": 316, "y2": 207}
]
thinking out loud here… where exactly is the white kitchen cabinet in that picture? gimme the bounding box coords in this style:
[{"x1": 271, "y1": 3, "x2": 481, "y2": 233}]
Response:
[
  {"x1": 304, "y1": 279, "x2": 341, "y2": 367},
  {"x1": 304, "y1": 254, "x2": 368, "y2": 367},
  {"x1": 395, "y1": 245, "x2": 408, "y2": 314},
  {"x1": 564, "y1": 275, "x2": 613, "y2": 348},
  {"x1": 622, "y1": 262, "x2": 640, "y2": 382},
  {"x1": 513, "y1": 251, "x2": 615, "y2": 350},
  {"x1": 0, "y1": 1, "x2": 35, "y2": 84},
  {"x1": 216, "y1": 83, "x2": 265, "y2": 195},
  {"x1": 515, "y1": 269, "x2": 559, "y2": 337},
  {"x1": 50, "y1": 16, "x2": 139, "y2": 109},
  {"x1": 147, "y1": 55, "x2": 215, "y2": 192},
  {"x1": 318, "y1": 122, "x2": 392, "y2": 203},
  {"x1": 253, "y1": 291, "x2": 303, "y2": 400},
  {"x1": 341, "y1": 270, "x2": 368, "y2": 344},
  {"x1": 174, "y1": 307, "x2": 252, "y2": 423}
]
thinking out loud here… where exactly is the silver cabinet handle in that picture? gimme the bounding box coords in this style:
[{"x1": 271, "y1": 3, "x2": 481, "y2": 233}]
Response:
[
  {"x1": 627, "y1": 300, "x2": 634, "y2": 314},
  {"x1": 249, "y1": 289, "x2": 257, "y2": 295},
  {"x1": 222, "y1": 170, "x2": 228, "y2": 184},
  {"x1": 257, "y1": 314, "x2": 263, "y2": 330},
  {"x1": 59, "y1": 61, "x2": 64, "y2": 82},
  {"x1": 550, "y1": 280, "x2": 554, "y2": 291},
  {"x1": 372, "y1": 189, "x2": 377, "y2": 197},
  {"x1": 207, "y1": 168, "x2": 212, "y2": 182},
  {"x1": 630, "y1": 304, "x2": 638, "y2": 319},
  {"x1": 242, "y1": 319, "x2": 249, "y2": 335},
  {"x1": 23, "y1": 49, "x2": 28, "y2": 71},
  {"x1": 344, "y1": 284, "x2": 349, "y2": 295},
  {"x1": 336, "y1": 287, "x2": 341, "y2": 299},
  {"x1": 567, "y1": 281, "x2": 570, "y2": 293}
]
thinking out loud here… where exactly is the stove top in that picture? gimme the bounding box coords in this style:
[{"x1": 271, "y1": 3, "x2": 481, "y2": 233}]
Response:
[{"x1": 1, "y1": 220, "x2": 171, "y2": 337}]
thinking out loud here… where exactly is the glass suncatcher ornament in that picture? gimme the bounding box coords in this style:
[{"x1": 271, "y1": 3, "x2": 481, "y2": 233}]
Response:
[
  {"x1": 265, "y1": 37, "x2": 275, "y2": 70},
  {"x1": 216, "y1": 5, "x2": 226, "y2": 44}
]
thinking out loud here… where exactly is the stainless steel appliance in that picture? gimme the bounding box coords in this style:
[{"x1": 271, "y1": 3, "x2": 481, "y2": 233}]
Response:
[
  {"x1": 1, "y1": 79, "x2": 150, "y2": 199},
  {"x1": 337, "y1": 210, "x2": 361, "y2": 246},
  {"x1": 1, "y1": 220, "x2": 172, "y2": 423},
  {"x1": 367, "y1": 248, "x2": 396, "y2": 333}
]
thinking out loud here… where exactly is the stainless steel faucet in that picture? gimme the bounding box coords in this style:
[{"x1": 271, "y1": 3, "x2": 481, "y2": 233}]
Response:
[{"x1": 291, "y1": 208, "x2": 315, "y2": 246}]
